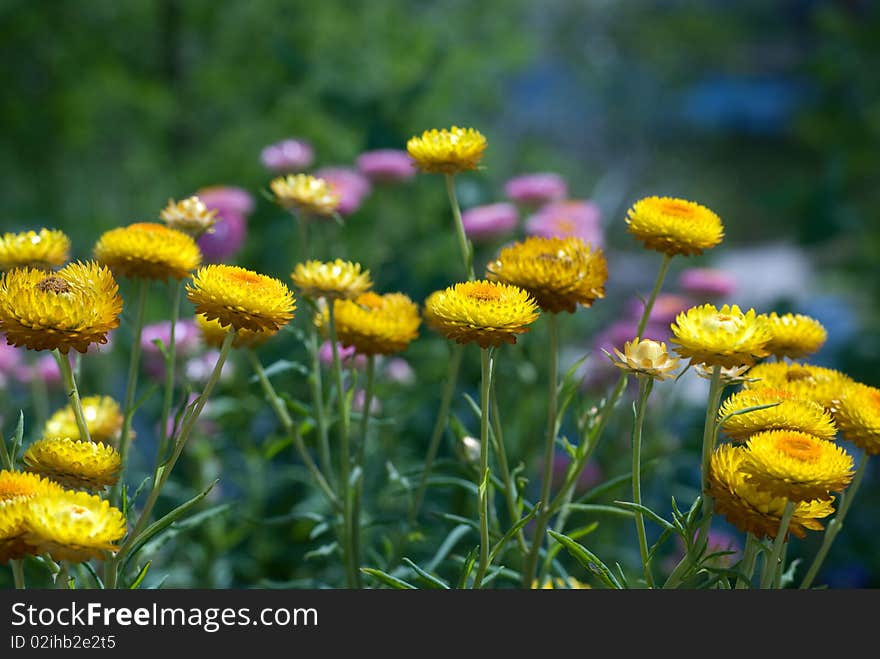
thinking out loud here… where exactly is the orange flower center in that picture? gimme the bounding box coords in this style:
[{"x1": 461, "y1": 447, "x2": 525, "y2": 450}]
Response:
[
  {"x1": 464, "y1": 283, "x2": 502, "y2": 301},
  {"x1": 869, "y1": 389, "x2": 880, "y2": 412},
  {"x1": 659, "y1": 200, "x2": 697, "y2": 219},
  {"x1": 35, "y1": 276, "x2": 71, "y2": 294},
  {"x1": 227, "y1": 270, "x2": 265, "y2": 287},
  {"x1": 130, "y1": 223, "x2": 169, "y2": 233},
  {"x1": 357, "y1": 292, "x2": 385, "y2": 310},
  {"x1": 774, "y1": 435, "x2": 821, "y2": 461}
]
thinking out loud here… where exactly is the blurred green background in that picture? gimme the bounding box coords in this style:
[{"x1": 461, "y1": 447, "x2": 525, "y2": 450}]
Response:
[{"x1": 1, "y1": 0, "x2": 878, "y2": 588}]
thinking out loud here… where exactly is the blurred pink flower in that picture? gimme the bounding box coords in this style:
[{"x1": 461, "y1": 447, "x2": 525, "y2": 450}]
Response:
[
  {"x1": 384, "y1": 357, "x2": 415, "y2": 385},
  {"x1": 353, "y1": 389, "x2": 382, "y2": 416},
  {"x1": 525, "y1": 200, "x2": 604, "y2": 248},
  {"x1": 195, "y1": 186, "x2": 255, "y2": 262},
  {"x1": 313, "y1": 167, "x2": 372, "y2": 216},
  {"x1": 461, "y1": 202, "x2": 518, "y2": 242},
  {"x1": 679, "y1": 267, "x2": 737, "y2": 300},
  {"x1": 504, "y1": 173, "x2": 568, "y2": 207},
  {"x1": 0, "y1": 342, "x2": 23, "y2": 376},
  {"x1": 625, "y1": 293, "x2": 692, "y2": 326},
  {"x1": 260, "y1": 138, "x2": 315, "y2": 173},
  {"x1": 15, "y1": 353, "x2": 62, "y2": 387},
  {"x1": 142, "y1": 320, "x2": 203, "y2": 379},
  {"x1": 356, "y1": 149, "x2": 416, "y2": 183},
  {"x1": 185, "y1": 350, "x2": 234, "y2": 385},
  {"x1": 318, "y1": 340, "x2": 367, "y2": 371}
]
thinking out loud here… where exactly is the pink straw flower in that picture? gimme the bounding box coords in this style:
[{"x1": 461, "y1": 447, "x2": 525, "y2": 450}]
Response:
[
  {"x1": 313, "y1": 167, "x2": 372, "y2": 216},
  {"x1": 461, "y1": 202, "x2": 518, "y2": 242},
  {"x1": 525, "y1": 200, "x2": 604, "y2": 248},
  {"x1": 260, "y1": 138, "x2": 315, "y2": 173},
  {"x1": 678, "y1": 267, "x2": 737, "y2": 299},
  {"x1": 504, "y1": 173, "x2": 568, "y2": 207},
  {"x1": 356, "y1": 149, "x2": 417, "y2": 183},
  {"x1": 195, "y1": 186, "x2": 255, "y2": 262}
]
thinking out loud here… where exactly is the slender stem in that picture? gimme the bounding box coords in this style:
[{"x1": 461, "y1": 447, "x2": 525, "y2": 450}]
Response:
[
  {"x1": 246, "y1": 349, "x2": 338, "y2": 509},
  {"x1": 55, "y1": 562, "x2": 69, "y2": 589},
  {"x1": 11, "y1": 560, "x2": 25, "y2": 589},
  {"x1": 308, "y1": 325, "x2": 333, "y2": 486},
  {"x1": 409, "y1": 343, "x2": 464, "y2": 522},
  {"x1": 444, "y1": 174, "x2": 475, "y2": 281},
  {"x1": 490, "y1": 383, "x2": 528, "y2": 556},
  {"x1": 522, "y1": 313, "x2": 560, "y2": 587},
  {"x1": 635, "y1": 254, "x2": 673, "y2": 340},
  {"x1": 472, "y1": 348, "x2": 493, "y2": 588},
  {"x1": 158, "y1": 279, "x2": 184, "y2": 460},
  {"x1": 0, "y1": 428, "x2": 13, "y2": 471},
  {"x1": 800, "y1": 456, "x2": 869, "y2": 589},
  {"x1": 350, "y1": 354, "x2": 376, "y2": 591},
  {"x1": 53, "y1": 351, "x2": 92, "y2": 444},
  {"x1": 632, "y1": 375, "x2": 655, "y2": 588},
  {"x1": 327, "y1": 302, "x2": 359, "y2": 588},
  {"x1": 760, "y1": 501, "x2": 795, "y2": 589},
  {"x1": 774, "y1": 539, "x2": 788, "y2": 589},
  {"x1": 736, "y1": 533, "x2": 761, "y2": 589}
]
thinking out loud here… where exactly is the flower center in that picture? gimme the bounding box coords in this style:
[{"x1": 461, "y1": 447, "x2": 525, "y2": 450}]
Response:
[
  {"x1": 357, "y1": 292, "x2": 384, "y2": 310},
  {"x1": 465, "y1": 282, "x2": 502, "y2": 301},
  {"x1": 130, "y1": 223, "x2": 168, "y2": 233},
  {"x1": 227, "y1": 270, "x2": 264, "y2": 286},
  {"x1": 775, "y1": 435, "x2": 821, "y2": 461},
  {"x1": 704, "y1": 313, "x2": 740, "y2": 332},
  {"x1": 659, "y1": 200, "x2": 697, "y2": 219},
  {"x1": 35, "y1": 276, "x2": 71, "y2": 294}
]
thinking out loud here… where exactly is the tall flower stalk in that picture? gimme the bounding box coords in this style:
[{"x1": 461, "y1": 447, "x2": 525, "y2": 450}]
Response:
[{"x1": 472, "y1": 347, "x2": 494, "y2": 588}]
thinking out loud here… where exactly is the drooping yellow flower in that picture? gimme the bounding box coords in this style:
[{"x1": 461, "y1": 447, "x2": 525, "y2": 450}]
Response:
[
  {"x1": 424, "y1": 280, "x2": 540, "y2": 348},
  {"x1": 195, "y1": 313, "x2": 273, "y2": 350},
  {"x1": 762, "y1": 312, "x2": 827, "y2": 360},
  {"x1": 708, "y1": 444, "x2": 834, "y2": 539},
  {"x1": 159, "y1": 196, "x2": 218, "y2": 237},
  {"x1": 0, "y1": 470, "x2": 64, "y2": 502},
  {"x1": 744, "y1": 361, "x2": 853, "y2": 410},
  {"x1": 43, "y1": 396, "x2": 124, "y2": 445},
  {"x1": 669, "y1": 304, "x2": 771, "y2": 368},
  {"x1": 608, "y1": 338, "x2": 680, "y2": 380},
  {"x1": 291, "y1": 259, "x2": 372, "y2": 301},
  {"x1": 406, "y1": 126, "x2": 487, "y2": 174},
  {"x1": 718, "y1": 388, "x2": 837, "y2": 440},
  {"x1": 317, "y1": 291, "x2": 421, "y2": 356},
  {"x1": 694, "y1": 363, "x2": 751, "y2": 384},
  {"x1": 0, "y1": 261, "x2": 122, "y2": 353},
  {"x1": 270, "y1": 174, "x2": 340, "y2": 217},
  {"x1": 0, "y1": 498, "x2": 30, "y2": 563},
  {"x1": 0, "y1": 228, "x2": 71, "y2": 271},
  {"x1": 188, "y1": 265, "x2": 296, "y2": 333},
  {"x1": 94, "y1": 222, "x2": 202, "y2": 280},
  {"x1": 740, "y1": 430, "x2": 854, "y2": 502},
  {"x1": 485, "y1": 236, "x2": 607, "y2": 313},
  {"x1": 23, "y1": 438, "x2": 121, "y2": 491},
  {"x1": 625, "y1": 196, "x2": 724, "y2": 257},
  {"x1": 22, "y1": 490, "x2": 127, "y2": 562},
  {"x1": 831, "y1": 382, "x2": 880, "y2": 455}
]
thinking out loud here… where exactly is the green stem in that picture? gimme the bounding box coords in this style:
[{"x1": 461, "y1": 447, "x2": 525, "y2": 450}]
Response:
[
  {"x1": 0, "y1": 427, "x2": 13, "y2": 471},
  {"x1": 774, "y1": 539, "x2": 788, "y2": 589},
  {"x1": 409, "y1": 343, "x2": 464, "y2": 522},
  {"x1": 490, "y1": 383, "x2": 528, "y2": 556},
  {"x1": 55, "y1": 562, "x2": 69, "y2": 589},
  {"x1": 53, "y1": 351, "x2": 92, "y2": 444},
  {"x1": 327, "y1": 303, "x2": 359, "y2": 588},
  {"x1": 522, "y1": 313, "x2": 560, "y2": 587},
  {"x1": 246, "y1": 349, "x2": 338, "y2": 509},
  {"x1": 635, "y1": 254, "x2": 672, "y2": 340},
  {"x1": 800, "y1": 456, "x2": 869, "y2": 589},
  {"x1": 350, "y1": 354, "x2": 376, "y2": 591},
  {"x1": 472, "y1": 348, "x2": 493, "y2": 588},
  {"x1": 11, "y1": 560, "x2": 25, "y2": 589},
  {"x1": 308, "y1": 325, "x2": 333, "y2": 487},
  {"x1": 632, "y1": 375, "x2": 655, "y2": 588},
  {"x1": 158, "y1": 279, "x2": 184, "y2": 461},
  {"x1": 444, "y1": 174, "x2": 475, "y2": 280},
  {"x1": 736, "y1": 533, "x2": 761, "y2": 589},
  {"x1": 760, "y1": 500, "x2": 795, "y2": 589}
]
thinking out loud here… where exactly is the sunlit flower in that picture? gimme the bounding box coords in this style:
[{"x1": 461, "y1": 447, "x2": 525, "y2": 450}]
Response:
[
  {"x1": 831, "y1": 382, "x2": 880, "y2": 455},
  {"x1": 762, "y1": 312, "x2": 827, "y2": 360},
  {"x1": 356, "y1": 149, "x2": 417, "y2": 183},
  {"x1": 291, "y1": 259, "x2": 372, "y2": 301},
  {"x1": 406, "y1": 126, "x2": 487, "y2": 174},
  {"x1": 0, "y1": 261, "x2": 122, "y2": 353},
  {"x1": 196, "y1": 313, "x2": 273, "y2": 350},
  {"x1": 0, "y1": 229, "x2": 70, "y2": 271},
  {"x1": 260, "y1": 138, "x2": 314, "y2": 173},
  {"x1": 0, "y1": 498, "x2": 30, "y2": 563},
  {"x1": 320, "y1": 291, "x2": 421, "y2": 355},
  {"x1": 626, "y1": 196, "x2": 724, "y2": 257},
  {"x1": 187, "y1": 265, "x2": 296, "y2": 333},
  {"x1": 744, "y1": 361, "x2": 854, "y2": 410},
  {"x1": 270, "y1": 174, "x2": 340, "y2": 217},
  {"x1": 719, "y1": 388, "x2": 837, "y2": 440},
  {"x1": 160, "y1": 196, "x2": 218, "y2": 237},
  {"x1": 525, "y1": 200, "x2": 604, "y2": 248},
  {"x1": 43, "y1": 396, "x2": 124, "y2": 445},
  {"x1": 94, "y1": 223, "x2": 202, "y2": 280},
  {"x1": 608, "y1": 338, "x2": 681, "y2": 380},
  {"x1": 486, "y1": 236, "x2": 607, "y2": 313},
  {"x1": 22, "y1": 490, "x2": 126, "y2": 562},
  {"x1": 708, "y1": 444, "x2": 834, "y2": 539},
  {"x1": 424, "y1": 280, "x2": 540, "y2": 348},
  {"x1": 461, "y1": 203, "x2": 519, "y2": 242},
  {"x1": 670, "y1": 304, "x2": 771, "y2": 368},
  {"x1": 504, "y1": 173, "x2": 568, "y2": 207},
  {"x1": 23, "y1": 437, "x2": 121, "y2": 491},
  {"x1": 0, "y1": 470, "x2": 63, "y2": 501}
]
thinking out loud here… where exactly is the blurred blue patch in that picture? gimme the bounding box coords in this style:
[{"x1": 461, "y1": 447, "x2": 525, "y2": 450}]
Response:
[{"x1": 794, "y1": 294, "x2": 860, "y2": 364}]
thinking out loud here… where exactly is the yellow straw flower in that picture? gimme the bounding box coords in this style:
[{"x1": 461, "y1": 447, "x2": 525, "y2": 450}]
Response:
[
  {"x1": 0, "y1": 498, "x2": 30, "y2": 563},
  {"x1": 291, "y1": 259, "x2": 372, "y2": 301},
  {"x1": 0, "y1": 261, "x2": 122, "y2": 353},
  {"x1": 608, "y1": 338, "x2": 680, "y2": 380},
  {"x1": 23, "y1": 437, "x2": 122, "y2": 491},
  {"x1": 319, "y1": 291, "x2": 421, "y2": 355},
  {"x1": 694, "y1": 363, "x2": 751, "y2": 384},
  {"x1": 196, "y1": 313, "x2": 273, "y2": 349},
  {"x1": 831, "y1": 382, "x2": 880, "y2": 455},
  {"x1": 94, "y1": 222, "x2": 202, "y2": 280},
  {"x1": 740, "y1": 430, "x2": 854, "y2": 502},
  {"x1": 762, "y1": 312, "x2": 827, "y2": 359},
  {"x1": 22, "y1": 490, "x2": 127, "y2": 562},
  {"x1": 485, "y1": 236, "x2": 607, "y2": 313},
  {"x1": 625, "y1": 196, "x2": 724, "y2": 257},
  {"x1": 406, "y1": 126, "x2": 487, "y2": 174},
  {"x1": 270, "y1": 174, "x2": 340, "y2": 217},
  {"x1": 188, "y1": 265, "x2": 296, "y2": 333},
  {"x1": 670, "y1": 303, "x2": 771, "y2": 368},
  {"x1": 708, "y1": 444, "x2": 834, "y2": 539},
  {"x1": 424, "y1": 280, "x2": 540, "y2": 348},
  {"x1": 744, "y1": 361, "x2": 853, "y2": 410},
  {"x1": 718, "y1": 388, "x2": 837, "y2": 440},
  {"x1": 43, "y1": 396, "x2": 124, "y2": 445},
  {"x1": 0, "y1": 470, "x2": 64, "y2": 501},
  {"x1": 159, "y1": 196, "x2": 218, "y2": 237},
  {"x1": 0, "y1": 228, "x2": 71, "y2": 271}
]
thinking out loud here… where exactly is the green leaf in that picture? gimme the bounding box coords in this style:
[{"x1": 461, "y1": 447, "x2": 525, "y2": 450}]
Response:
[
  {"x1": 79, "y1": 561, "x2": 104, "y2": 589},
  {"x1": 249, "y1": 359, "x2": 308, "y2": 382},
  {"x1": 567, "y1": 503, "x2": 637, "y2": 519},
  {"x1": 402, "y1": 558, "x2": 449, "y2": 589},
  {"x1": 426, "y1": 477, "x2": 478, "y2": 496},
  {"x1": 361, "y1": 568, "x2": 417, "y2": 590},
  {"x1": 386, "y1": 460, "x2": 411, "y2": 492},
  {"x1": 548, "y1": 530, "x2": 621, "y2": 589},
  {"x1": 716, "y1": 402, "x2": 781, "y2": 426},
  {"x1": 612, "y1": 501, "x2": 675, "y2": 530},
  {"x1": 575, "y1": 470, "x2": 636, "y2": 504},
  {"x1": 10, "y1": 410, "x2": 24, "y2": 467},
  {"x1": 488, "y1": 503, "x2": 541, "y2": 564},
  {"x1": 543, "y1": 522, "x2": 599, "y2": 569},
  {"x1": 427, "y1": 524, "x2": 471, "y2": 573},
  {"x1": 304, "y1": 542, "x2": 339, "y2": 561},
  {"x1": 457, "y1": 546, "x2": 479, "y2": 589},
  {"x1": 128, "y1": 561, "x2": 152, "y2": 589},
  {"x1": 779, "y1": 558, "x2": 802, "y2": 588},
  {"x1": 264, "y1": 434, "x2": 296, "y2": 460}
]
